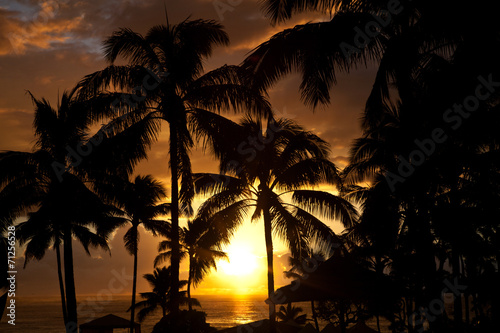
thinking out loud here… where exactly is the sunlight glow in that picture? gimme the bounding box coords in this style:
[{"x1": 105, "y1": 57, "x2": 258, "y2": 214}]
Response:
[{"x1": 219, "y1": 244, "x2": 259, "y2": 277}]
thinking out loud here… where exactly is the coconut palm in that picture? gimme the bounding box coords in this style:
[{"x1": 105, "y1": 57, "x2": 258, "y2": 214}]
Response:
[
  {"x1": 341, "y1": 48, "x2": 500, "y2": 330},
  {"x1": 132, "y1": 266, "x2": 199, "y2": 322},
  {"x1": 15, "y1": 178, "x2": 117, "y2": 326},
  {"x1": 0, "y1": 88, "x2": 145, "y2": 331},
  {"x1": 154, "y1": 217, "x2": 229, "y2": 311},
  {"x1": 77, "y1": 18, "x2": 271, "y2": 314},
  {"x1": 94, "y1": 175, "x2": 171, "y2": 333},
  {"x1": 243, "y1": 0, "x2": 499, "y2": 119},
  {"x1": 192, "y1": 115, "x2": 356, "y2": 330}
]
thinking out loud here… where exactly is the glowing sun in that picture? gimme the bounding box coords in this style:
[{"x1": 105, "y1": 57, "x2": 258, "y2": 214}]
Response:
[{"x1": 219, "y1": 244, "x2": 259, "y2": 276}]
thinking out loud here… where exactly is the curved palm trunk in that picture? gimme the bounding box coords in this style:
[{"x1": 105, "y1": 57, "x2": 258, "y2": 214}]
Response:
[
  {"x1": 130, "y1": 232, "x2": 138, "y2": 333},
  {"x1": 55, "y1": 243, "x2": 68, "y2": 325},
  {"x1": 63, "y1": 229, "x2": 77, "y2": 332},
  {"x1": 263, "y1": 209, "x2": 276, "y2": 333},
  {"x1": 169, "y1": 120, "x2": 180, "y2": 317}
]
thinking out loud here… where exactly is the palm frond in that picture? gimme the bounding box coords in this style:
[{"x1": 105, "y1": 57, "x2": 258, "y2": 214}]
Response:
[
  {"x1": 292, "y1": 190, "x2": 358, "y2": 228},
  {"x1": 71, "y1": 224, "x2": 111, "y2": 256},
  {"x1": 242, "y1": 12, "x2": 383, "y2": 107},
  {"x1": 185, "y1": 65, "x2": 272, "y2": 117},
  {"x1": 293, "y1": 206, "x2": 342, "y2": 255},
  {"x1": 123, "y1": 225, "x2": 139, "y2": 255},
  {"x1": 273, "y1": 158, "x2": 340, "y2": 191},
  {"x1": 154, "y1": 251, "x2": 172, "y2": 268},
  {"x1": 263, "y1": 0, "x2": 346, "y2": 23},
  {"x1": 103, "y1": 28, "x2": 161, "y2": 67},
  {"x1": 268, "y1": 196, "x2": 308, "y2": 258}
]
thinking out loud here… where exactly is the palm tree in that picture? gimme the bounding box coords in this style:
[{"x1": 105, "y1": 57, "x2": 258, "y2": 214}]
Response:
[
  {"x1": 77, "y1": 18, "x2": 271, "y2": 314},
  {"x1": 192, "y1": 115, "x2": 357, "y2": 330},
  {"x1": 243, "y1": 0, "x2": 499, "y2": 119},
  {"x1": 0, "y1": 88, "x2": 147, "y2": 332},
  {"x1": 94, "y1": 175, "x2": 171, "y2": 333},
  {"x1": 154, "y1": 217, "x2": 228, "y2": 311},
  {"x1": 246, "y1": 2, "x2": 500, "y2": 330},
  {"x1": 15, "y1": 184, "x2": 116, "y2": 326},
  {"x1": 341, "y1": 47, "x2": 500, "y2": 330},
  {"x1": 277, "y1": 303, "x2": 307, "y2": 325},
  {"x1": 132, "y1": 266, "x2": 199, "y2": 322}
]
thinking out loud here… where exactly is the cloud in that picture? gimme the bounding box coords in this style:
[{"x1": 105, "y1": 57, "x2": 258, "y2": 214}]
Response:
[{"x1": 0, "y1": 4, "x2": 84, "y2": 55}]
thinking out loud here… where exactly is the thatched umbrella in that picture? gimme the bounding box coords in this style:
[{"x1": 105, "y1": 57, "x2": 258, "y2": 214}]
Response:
[
  {"x1": 267, "y1": 256, "x2": 395, "y2": 305},
  {"x1": 219, "y1": 319, "x2": 304, "y2": 333},
  {"x1": 79, "y1": 314, "x2": 141, "y2": 333},
  {"x1": 346, "y1": 322, "x2": 378, "y2": 333},
  {"x1": 321, "y1": 323, "x2": 342, "y2": 333},
  {"x1": 266, "y1": 255, "x2": 401, "y2": 333},
  {"x1": 298, "y1": 323, "x2": 319, "y2": 332}
]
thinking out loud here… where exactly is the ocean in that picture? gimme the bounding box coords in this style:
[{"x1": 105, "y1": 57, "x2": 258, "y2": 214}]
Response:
[{"x1": 0, "y1": 295, "x2": 390, "y2": 332}]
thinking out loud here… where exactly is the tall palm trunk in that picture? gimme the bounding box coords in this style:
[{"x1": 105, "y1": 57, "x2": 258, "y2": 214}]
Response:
[
  {"x1": 339, "y1": 303, "x2": 347, "y2": 333},
  {"x1": 55, "y1": 243, "x2": 68, "y2": 325},
  {"x1": 63, "y1": 229, "x2": 77, "y2": 332},
  {"x1": 169, "y1": 120, "x2": 180, "y2": 317},
  {"x1": 311, "y1": 300, "x2": 319, "y2": 331},
  {"x1": 494, "y1": 251, "x2": 500, "y2": 329},
  {"x1": 130, "y1": 229, "x2": 138, "y2": 333},
  {"x1": 452, "y1": 250, "x2": 463, "y2": 324},
  {"x1": 187, "y1": 258, "x2": 193, "y2": 312},
  {"x1": 263, "y1": 209, "x2": 276, "y2": 333}
]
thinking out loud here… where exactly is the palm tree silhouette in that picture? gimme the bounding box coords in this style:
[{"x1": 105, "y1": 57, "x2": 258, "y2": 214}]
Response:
[
  {"x1": 94, "y1": 175, "x2": 171, "y2": 333},
  {"x1": 131, "y1": 266, "x2": 198, "y2": 322},
  {"x1": 340, "y1": 43, "x2": 500, "y2": 330},
  {"x1": 0, "y1": 89, "x2": 137, "y2": 331},
  {"x1": 277, "y1": 303, "x2": 307, "y2": 325},
  {"x1": 16, "y1": 187, "x2": 116, "y2": 325},
  {"x1": 154, "y1": 217, "x2": 228, "y2": 311},
  {"x1": 192, "y1": 115, "x2": 356, "y2": 330},
  {"x1": 244, "y1": 0, "x2": 499, "y2": 117},
  {"x1": 77, "y1": 18, "x2": 271, "y2": 315}
]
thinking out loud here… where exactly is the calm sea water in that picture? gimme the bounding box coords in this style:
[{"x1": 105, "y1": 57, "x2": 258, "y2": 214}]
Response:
[{"x1": 0, "y1": 295, "x2": 390, "y2": 332}]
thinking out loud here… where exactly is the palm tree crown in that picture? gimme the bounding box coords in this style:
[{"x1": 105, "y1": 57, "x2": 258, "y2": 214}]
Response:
[
  {"x1": 132, "y1": 266, "x2": 198, "y2": 322},
  {"x1": 192, "y1": 114, "x2": 357, "y2": 328},
  {"x1": 77, "y1": 18, "x2": 271, "y2": 315},
  {"x1": 95, "y1": 174, "x2": 171, "y2": 333},
  {"x1": 155, "y1": 216, "x2": 229, "y2": 310}
]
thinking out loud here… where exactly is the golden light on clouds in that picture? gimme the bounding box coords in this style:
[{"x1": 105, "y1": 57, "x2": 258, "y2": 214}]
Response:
[{"x1": 0, "y1": 1, "x2": 84, "y2": 55}]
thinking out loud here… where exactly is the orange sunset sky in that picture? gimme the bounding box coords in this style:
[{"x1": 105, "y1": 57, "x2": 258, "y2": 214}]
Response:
[{"x1": 0, "y1": 0, "x2": 375, "y2": 297}]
